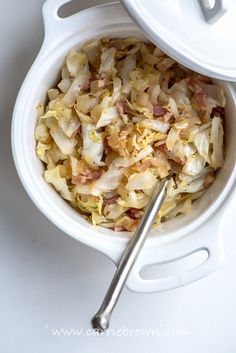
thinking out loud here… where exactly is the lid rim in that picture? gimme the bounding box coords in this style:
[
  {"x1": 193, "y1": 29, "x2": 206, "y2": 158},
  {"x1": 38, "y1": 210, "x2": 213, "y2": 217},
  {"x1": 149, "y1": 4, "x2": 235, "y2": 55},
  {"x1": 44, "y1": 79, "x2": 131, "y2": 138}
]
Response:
[{"x1": 121, "y1": 0, "x2": 236, "y2": 82}]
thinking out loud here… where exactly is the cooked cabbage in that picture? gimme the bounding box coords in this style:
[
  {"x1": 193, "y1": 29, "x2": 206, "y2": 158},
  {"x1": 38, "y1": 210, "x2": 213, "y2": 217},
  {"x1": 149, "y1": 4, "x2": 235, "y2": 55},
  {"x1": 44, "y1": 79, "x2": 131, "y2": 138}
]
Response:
[
  {"x1": 96, "y1": 106, "x2": 119, "y2": 128},
  {"x1": 126, "y1": 170, "x2": 157, "y2": 191},
  {"x1": 44, "y1": 166, "x2": 73, "y2": 201},
  {"x1": 35, "y1": 37, "x2": 225, "y2": 231},
  {"x1": 81, "y1": 123, "x2": 104, "y2": 168},
  {"x1": 210, "y1": 116, "x2": 224, "y2": 168}
]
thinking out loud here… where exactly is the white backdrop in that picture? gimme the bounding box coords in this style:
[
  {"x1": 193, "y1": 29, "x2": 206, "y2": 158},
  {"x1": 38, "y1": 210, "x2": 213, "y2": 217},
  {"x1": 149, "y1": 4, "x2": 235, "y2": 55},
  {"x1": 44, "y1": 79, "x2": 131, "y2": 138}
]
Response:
[{"x1": 0, "y1": 1, "x2": 236, "y2": 352}]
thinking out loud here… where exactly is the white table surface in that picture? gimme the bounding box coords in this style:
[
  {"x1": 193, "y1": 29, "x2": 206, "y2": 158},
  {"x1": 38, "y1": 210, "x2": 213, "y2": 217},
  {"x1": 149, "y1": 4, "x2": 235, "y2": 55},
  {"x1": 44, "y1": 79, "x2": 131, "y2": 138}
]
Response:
[{"x1": 1, "y1": 1, "x2": 236, "y2": 352}]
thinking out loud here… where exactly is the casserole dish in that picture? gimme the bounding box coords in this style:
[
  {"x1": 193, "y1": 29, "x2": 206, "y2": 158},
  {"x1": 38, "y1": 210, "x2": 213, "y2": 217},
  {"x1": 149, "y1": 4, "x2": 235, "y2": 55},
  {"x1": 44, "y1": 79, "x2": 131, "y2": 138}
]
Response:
[{"x1": 11, "y1": 0, "x2": 236, "y2": 292}]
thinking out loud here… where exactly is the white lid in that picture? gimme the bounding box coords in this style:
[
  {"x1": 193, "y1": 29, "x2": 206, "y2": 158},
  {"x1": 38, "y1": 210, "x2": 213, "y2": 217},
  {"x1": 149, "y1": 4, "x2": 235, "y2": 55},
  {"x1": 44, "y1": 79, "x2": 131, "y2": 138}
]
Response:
[{"x1": 121, "y1": 0, "x2": 236, "y2": 81}]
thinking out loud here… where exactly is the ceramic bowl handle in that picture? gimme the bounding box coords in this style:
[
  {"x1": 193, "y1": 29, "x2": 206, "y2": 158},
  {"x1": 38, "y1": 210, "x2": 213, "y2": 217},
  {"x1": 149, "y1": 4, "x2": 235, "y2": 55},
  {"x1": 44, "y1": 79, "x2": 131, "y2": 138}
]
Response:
[
  {"x1": 42, "y1": 0, "x2": 72, "y2": 42},
  {"x1": 126, "y1": 214, "x2": 224, "y2": 293},
  {"x1": 41, "y1": 0, "x2": 131, "y2": 50},
  {"x1": 42, "y1": 0, "x2": 96, "y2": 48}
]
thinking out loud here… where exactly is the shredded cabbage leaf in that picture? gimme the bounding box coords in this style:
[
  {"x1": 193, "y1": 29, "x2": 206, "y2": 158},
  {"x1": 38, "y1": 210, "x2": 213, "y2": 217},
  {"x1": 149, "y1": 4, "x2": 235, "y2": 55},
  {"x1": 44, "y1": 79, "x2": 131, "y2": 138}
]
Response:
[{"x1": 81, "y1": 123, "x2": 104, "y2": 168}]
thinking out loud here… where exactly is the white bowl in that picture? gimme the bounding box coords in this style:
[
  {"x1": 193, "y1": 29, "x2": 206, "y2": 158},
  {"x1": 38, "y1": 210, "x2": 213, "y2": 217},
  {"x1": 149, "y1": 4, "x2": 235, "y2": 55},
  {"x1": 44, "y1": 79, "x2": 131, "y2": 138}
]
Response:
[{"x1": 11, "y1": 0, "x2": 236, "y2": 292}]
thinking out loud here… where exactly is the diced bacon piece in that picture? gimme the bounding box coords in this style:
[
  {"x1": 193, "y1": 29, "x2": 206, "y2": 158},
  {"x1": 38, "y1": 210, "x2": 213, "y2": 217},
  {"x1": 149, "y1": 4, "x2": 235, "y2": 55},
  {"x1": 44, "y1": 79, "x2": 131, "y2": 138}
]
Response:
[
  {"x1": 153, "y1": 105, "x2": 167, "y2": 117},
  {"x1": 135, "y1": 159, "x2": 153, "y2": 172},
  {"x1": 116, "y1": 100, "x2": 128, "y2": 115},
  {"x1": 103, "y1": 195, "x2": 120, "y2": 206},
  {"x1": 72, "y1": 175, "x2": 87, "y2": 184},
  {"x1": 84, "y1": 170, "x2": 103, "y2": 181},
  {"x1": 187, "y1": 77, "x2": 203, "y2": 93},
  {"x1": 187, "y1": 76, "x2": 207, "y2": 108},
  {"x1": 127, "y1": 208, "x2": 142, "y2": 219},
  {"x1": 196, "y1": 92, "x2": 207, "y2": 108},
  {"x1": 158, "y1": 143, "x2": 168, "y2": 152},
  {"x1": 72, "y1": 170, "x2": 102, "y2": 184}
]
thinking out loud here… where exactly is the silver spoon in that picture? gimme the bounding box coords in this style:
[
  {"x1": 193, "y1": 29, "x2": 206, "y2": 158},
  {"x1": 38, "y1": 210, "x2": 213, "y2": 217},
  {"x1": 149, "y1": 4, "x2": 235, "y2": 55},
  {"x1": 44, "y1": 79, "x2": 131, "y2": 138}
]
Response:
[{"x1": 91, "y1": 178, "x2": 169, "y2": 331}]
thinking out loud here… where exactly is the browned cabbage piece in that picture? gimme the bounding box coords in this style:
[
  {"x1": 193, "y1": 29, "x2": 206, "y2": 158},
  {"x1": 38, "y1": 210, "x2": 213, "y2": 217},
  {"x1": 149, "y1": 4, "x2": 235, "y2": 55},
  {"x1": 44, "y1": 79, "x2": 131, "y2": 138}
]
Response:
[{"x1": 35, "y1": 37, "x2": 225, "y2": 232}]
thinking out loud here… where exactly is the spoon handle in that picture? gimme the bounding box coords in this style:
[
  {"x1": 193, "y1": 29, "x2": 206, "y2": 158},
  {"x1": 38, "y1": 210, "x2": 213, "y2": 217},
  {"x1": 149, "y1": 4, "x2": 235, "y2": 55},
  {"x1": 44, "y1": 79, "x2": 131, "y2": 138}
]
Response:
[{"x1": 91, "y1": 178, "x2": 169, "y2": 331}]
